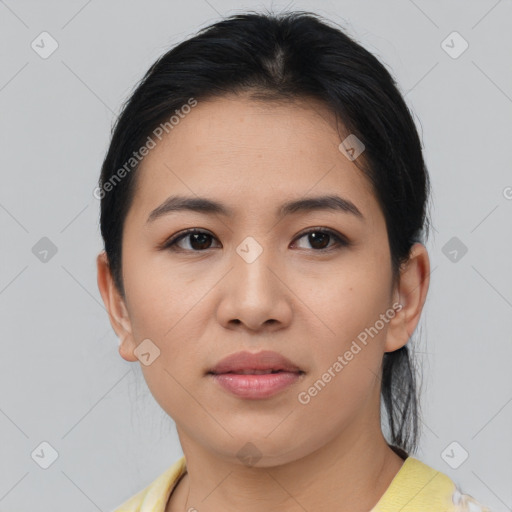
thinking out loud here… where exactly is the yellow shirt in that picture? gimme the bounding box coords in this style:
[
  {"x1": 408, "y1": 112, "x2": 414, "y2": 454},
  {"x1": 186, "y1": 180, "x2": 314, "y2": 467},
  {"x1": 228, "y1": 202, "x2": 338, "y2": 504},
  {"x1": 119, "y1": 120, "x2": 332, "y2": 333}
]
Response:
[{"x1": 112, "y1": 456, "x2": 491, "y2": 512}]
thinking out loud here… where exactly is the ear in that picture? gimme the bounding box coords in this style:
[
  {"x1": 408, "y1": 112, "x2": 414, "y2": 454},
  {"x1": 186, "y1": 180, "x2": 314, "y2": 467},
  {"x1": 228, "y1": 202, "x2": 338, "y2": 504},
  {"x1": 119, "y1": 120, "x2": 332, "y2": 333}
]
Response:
[
  {"x1": 384, "y1": 243, "x2": 430, "y2": 353},
  {"x1": 96, "y1": 251, "x2": 138, "y2": 362}
]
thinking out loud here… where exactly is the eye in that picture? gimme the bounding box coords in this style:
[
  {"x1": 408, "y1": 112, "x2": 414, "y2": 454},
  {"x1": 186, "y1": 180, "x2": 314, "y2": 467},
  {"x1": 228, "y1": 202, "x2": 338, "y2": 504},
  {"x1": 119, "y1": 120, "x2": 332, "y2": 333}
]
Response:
[
  {"x1": 292, "y1": 228, "x2": 349, "y2": 252},
  {"x1": 162, "y1": 229, "x2": 220, "y2": 252}
]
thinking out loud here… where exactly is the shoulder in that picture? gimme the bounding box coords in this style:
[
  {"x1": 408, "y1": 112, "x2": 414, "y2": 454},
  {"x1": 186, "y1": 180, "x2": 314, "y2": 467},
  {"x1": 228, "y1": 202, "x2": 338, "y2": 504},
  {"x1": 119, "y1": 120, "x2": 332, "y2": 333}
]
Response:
[
  {"x1": 110, "y1": 456, "x2": 187, "y2": 512},
  {"x1": 371, "y1": 456, "x2": 491, "y2": 512}
]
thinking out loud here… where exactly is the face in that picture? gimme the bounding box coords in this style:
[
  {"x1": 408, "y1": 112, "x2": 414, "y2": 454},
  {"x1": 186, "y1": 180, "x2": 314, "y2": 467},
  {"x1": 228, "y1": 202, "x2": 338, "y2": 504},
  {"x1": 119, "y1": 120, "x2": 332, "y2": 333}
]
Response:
[{"x1": 103, "y1": 94, "x2": 412, "y2": 466}]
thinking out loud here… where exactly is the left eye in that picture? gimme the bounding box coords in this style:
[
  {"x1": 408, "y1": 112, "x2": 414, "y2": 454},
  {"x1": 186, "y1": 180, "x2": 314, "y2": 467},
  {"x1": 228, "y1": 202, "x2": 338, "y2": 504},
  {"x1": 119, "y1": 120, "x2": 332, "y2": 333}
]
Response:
[
  {"x1": 293, "y1": 228, "x2": 348, "y2": 251},
  {"x1": 162, "y1": 228, "x2": 348, "y2": 252}
]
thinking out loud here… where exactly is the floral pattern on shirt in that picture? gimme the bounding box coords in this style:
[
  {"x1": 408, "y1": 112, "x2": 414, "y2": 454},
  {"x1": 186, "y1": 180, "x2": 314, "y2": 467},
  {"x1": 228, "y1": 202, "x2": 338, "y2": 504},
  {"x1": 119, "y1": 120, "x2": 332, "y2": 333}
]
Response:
[{"x1": 452, "y1": 488, "x2": 492, "y2": 512}]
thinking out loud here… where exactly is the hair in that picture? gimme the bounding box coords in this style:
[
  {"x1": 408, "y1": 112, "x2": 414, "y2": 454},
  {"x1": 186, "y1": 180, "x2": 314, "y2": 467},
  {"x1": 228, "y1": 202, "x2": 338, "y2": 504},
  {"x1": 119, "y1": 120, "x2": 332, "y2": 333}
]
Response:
[{"x1": 98, "y1": 9, "x2": 432, "y2": 458}]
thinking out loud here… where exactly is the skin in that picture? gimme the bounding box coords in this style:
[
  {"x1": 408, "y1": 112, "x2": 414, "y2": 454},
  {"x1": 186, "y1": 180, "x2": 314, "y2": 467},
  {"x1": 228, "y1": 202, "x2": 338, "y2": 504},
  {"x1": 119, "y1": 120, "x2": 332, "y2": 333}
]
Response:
[{"x1": 97, "y1": 93, "x2": 430, "y2": 512}]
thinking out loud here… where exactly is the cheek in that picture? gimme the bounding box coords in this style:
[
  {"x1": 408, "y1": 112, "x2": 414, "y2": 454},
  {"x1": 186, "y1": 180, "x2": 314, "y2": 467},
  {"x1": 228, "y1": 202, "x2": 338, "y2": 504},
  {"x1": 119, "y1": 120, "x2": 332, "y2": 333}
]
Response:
[
  {"x1": 122, "y1": 248, "x2": 198, "y2": 340},
  {"x1": 295, "y1": 263, "x2": 392, "y2": 405},
  {"x1": 123, "y1": 258, "x2": 214, "y2": 379},
  {"x1": 301, "y1": 260, "x2": 392, "y2": 340}
]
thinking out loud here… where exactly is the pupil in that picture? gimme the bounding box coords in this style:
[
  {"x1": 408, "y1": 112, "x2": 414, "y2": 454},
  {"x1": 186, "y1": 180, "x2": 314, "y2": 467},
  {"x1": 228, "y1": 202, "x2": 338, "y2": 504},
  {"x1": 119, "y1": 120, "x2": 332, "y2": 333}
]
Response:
[
  {"x1": 191, "y1": 233, "x2": 211, "y2": 250},
  {"x1": 309, "y1": 232, "x2": 329, "y2": 249}
]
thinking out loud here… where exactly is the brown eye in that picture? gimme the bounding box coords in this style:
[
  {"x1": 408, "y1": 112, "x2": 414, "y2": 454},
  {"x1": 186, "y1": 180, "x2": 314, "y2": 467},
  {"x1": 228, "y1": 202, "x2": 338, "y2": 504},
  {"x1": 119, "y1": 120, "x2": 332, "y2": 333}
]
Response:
[
  {"x1": 293, "y1": 228, "x2": 348, "y2": 251},
  {"x1": 306, "y1": 231, "x2": 330, "y2": 250},
  {"x1": 163, "y1": 229, "x2": 220, "y2": 252}
]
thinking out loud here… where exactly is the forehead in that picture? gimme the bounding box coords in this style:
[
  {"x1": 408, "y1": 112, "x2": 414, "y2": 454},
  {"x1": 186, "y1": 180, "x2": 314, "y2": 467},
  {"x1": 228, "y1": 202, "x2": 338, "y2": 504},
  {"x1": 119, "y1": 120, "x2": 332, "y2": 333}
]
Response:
[{"x1": 128, "y1": 94, "x2": 379, "y2": 226}]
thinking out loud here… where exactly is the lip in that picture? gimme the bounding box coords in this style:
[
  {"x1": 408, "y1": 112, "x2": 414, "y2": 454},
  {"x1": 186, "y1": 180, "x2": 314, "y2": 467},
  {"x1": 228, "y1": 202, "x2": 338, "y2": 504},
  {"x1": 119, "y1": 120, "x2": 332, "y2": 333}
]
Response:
[
  {"x1": 208, "y1": 350, "x2": 303, "y2": 375},
  {"x1": 207, "y1": 350, "x2": 305, "y2": 399}
]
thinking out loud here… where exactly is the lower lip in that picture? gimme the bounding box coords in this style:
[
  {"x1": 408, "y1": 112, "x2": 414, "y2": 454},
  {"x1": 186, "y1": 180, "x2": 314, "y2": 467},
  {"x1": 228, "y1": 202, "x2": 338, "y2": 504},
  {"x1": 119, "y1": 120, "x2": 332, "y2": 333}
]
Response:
[{"x1": 210, "y1": 371, "x2": 302, "y2": 399}]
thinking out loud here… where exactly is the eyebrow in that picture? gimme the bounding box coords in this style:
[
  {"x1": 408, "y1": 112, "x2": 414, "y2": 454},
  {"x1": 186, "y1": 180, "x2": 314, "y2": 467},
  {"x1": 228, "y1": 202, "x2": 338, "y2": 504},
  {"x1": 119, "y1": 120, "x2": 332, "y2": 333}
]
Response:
[{"x1": 146, "y1": 194, "x2": 364, "y2": 224}]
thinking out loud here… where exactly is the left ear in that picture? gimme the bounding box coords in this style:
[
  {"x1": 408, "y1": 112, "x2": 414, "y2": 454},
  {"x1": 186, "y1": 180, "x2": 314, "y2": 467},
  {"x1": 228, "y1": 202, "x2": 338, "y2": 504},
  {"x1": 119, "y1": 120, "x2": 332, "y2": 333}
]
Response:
[{"x1": 385, "y1": 242, "x2": 430, "y2": 353}]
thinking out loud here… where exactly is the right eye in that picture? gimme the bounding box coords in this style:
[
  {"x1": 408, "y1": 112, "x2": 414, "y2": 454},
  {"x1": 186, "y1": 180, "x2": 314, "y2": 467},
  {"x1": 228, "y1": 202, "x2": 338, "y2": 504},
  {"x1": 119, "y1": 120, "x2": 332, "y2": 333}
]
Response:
[{"x1": 162, "y1": 229, "x2": 221, "y2": 252}]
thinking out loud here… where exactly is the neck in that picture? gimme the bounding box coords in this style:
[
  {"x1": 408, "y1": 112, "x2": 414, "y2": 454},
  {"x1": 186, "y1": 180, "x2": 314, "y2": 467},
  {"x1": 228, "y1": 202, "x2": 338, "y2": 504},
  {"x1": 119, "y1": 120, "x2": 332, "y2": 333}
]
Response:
[{"x1": 168, "y1": 423, "x2": 406, "y2": 512}]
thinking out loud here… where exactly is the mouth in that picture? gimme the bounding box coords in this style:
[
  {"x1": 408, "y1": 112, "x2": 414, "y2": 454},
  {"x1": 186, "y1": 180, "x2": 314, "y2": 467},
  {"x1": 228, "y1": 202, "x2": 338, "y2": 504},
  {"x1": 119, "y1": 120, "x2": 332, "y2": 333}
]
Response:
[
  {"x1": 208, "y1": 369, "x2": 304, "y2": 375},
  {"x1": 208, "y1": 370, "x2": 304, "y2": 399},
  {"x1": 206, "y1": 351, "x2": 305, "y2": 399},
  {"x1": 207, "y1": 350, "x2": 304, "y2": 376}
]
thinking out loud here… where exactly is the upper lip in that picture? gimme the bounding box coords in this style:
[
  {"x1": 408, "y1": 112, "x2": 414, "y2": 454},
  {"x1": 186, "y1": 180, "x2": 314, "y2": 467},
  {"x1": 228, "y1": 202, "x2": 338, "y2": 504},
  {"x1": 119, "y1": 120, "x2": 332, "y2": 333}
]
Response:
[{"x1": 208, "y1": 350, "x2": 303, "y2": 374}]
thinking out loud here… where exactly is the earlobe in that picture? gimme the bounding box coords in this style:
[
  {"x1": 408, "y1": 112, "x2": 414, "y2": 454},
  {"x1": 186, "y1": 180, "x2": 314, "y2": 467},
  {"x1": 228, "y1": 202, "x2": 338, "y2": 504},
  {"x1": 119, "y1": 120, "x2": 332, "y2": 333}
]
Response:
[
  {"x1": 96, "y1": 251, "x2": 138, "y2": 362},
  {"x1": 384, "y1": 302, "x2": 409, "y2": 353},
  {"x1": 118, "y1": 334, "x2": 138, "y2": 362},
  {"x1": 384, "y1": 243, "x2": 430, "y2": 353}
]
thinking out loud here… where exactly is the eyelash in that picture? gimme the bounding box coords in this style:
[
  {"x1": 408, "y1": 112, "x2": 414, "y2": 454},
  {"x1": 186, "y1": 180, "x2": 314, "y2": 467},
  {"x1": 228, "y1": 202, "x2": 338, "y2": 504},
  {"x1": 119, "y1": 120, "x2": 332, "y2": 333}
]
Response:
[{"x1": 161, "y1": 227, "x2": 349, "y2": 253}]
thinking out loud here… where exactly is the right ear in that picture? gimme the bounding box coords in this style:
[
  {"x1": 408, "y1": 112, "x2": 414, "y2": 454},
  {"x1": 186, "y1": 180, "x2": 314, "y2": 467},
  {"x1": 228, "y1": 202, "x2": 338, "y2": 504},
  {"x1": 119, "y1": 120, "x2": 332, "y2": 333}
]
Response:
[{"x1": 96, "y1": 251, "x2": 138, "y2": 362}]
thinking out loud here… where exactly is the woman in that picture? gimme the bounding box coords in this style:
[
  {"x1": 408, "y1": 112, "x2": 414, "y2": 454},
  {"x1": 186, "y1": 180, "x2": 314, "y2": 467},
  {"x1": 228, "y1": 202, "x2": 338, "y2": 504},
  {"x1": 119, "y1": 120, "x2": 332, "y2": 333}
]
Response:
[{"x1": 96, "y1": 10, "x2": 491, "y2": 512}]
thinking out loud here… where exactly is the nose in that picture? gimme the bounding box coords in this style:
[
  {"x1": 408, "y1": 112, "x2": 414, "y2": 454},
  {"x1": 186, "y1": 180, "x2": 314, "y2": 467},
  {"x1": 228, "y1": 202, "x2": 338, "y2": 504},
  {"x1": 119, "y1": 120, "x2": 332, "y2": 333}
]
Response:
[{"x1": 215, "y1": 244, "x2": 293, "y2": 332}]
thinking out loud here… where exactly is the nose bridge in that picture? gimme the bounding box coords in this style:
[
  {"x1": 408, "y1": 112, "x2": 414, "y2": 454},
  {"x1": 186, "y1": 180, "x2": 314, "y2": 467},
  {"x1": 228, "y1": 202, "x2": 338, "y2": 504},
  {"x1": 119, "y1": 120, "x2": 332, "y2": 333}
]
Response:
[{"x1": 232, "y1": 235, "x2": 276, "y2": 298}]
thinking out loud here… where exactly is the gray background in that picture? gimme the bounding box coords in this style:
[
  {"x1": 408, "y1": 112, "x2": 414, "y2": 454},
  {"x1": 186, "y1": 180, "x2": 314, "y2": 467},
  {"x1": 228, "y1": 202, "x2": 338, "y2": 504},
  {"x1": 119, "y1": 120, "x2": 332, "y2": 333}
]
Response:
[{"x1": 1, "y1": 0, "x2": 511, "y2": 510}]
